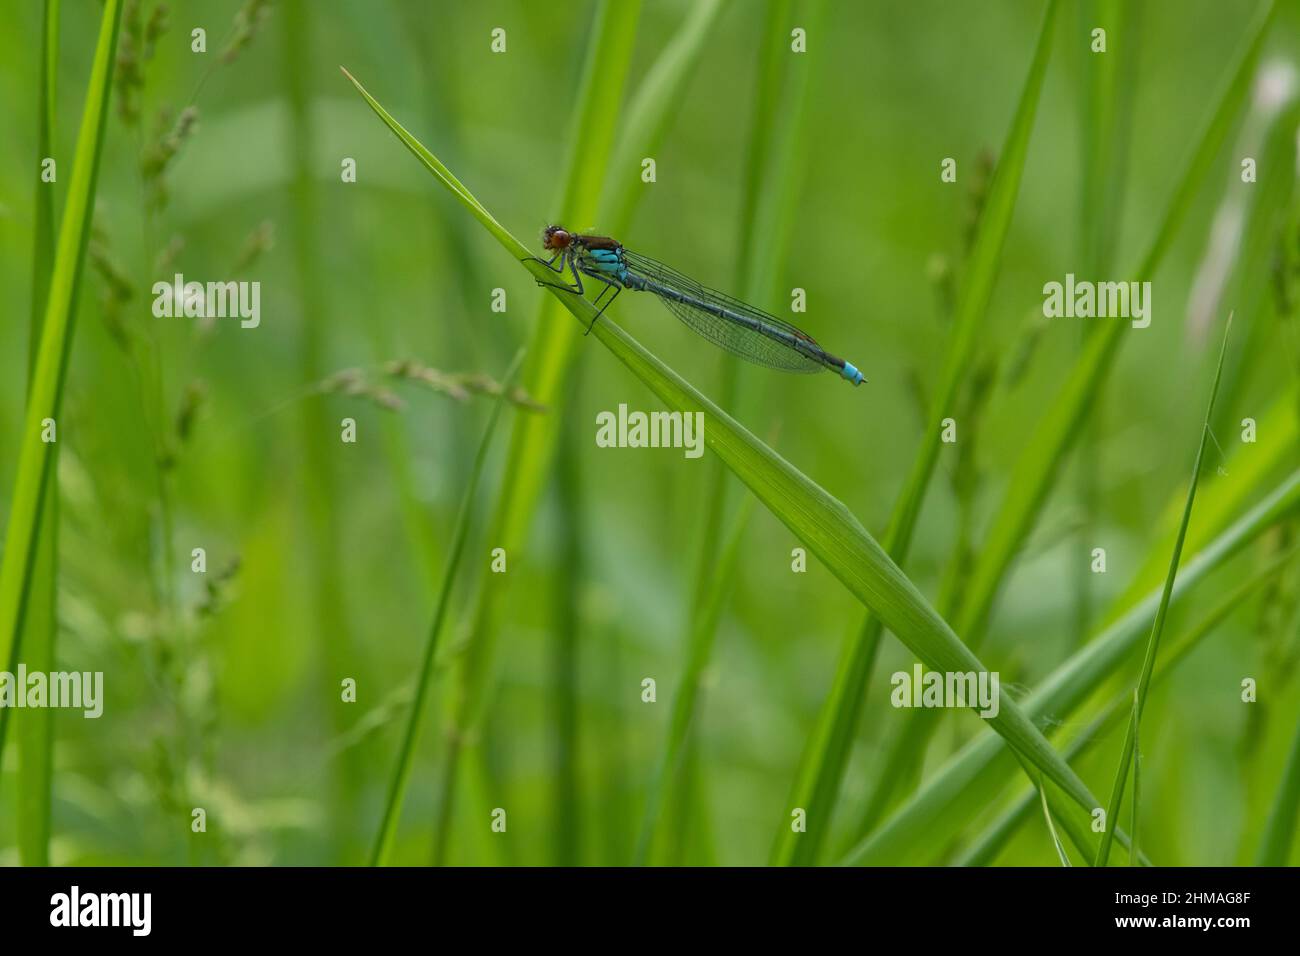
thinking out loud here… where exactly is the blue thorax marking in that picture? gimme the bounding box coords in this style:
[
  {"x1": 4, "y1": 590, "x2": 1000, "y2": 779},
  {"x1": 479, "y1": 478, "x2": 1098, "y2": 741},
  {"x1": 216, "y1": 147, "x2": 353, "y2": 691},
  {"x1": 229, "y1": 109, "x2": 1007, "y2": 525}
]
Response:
[{"x1": 582, "y1": 246, "x2": 628, "y2": 280}]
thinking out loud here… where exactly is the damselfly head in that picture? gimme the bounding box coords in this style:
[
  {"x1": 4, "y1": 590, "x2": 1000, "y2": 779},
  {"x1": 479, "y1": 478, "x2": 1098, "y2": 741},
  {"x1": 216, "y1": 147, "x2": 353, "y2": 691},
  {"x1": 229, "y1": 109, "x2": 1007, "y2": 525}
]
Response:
[{"x1": 542, "y1": 224, "x2": 572, "y2": 251}]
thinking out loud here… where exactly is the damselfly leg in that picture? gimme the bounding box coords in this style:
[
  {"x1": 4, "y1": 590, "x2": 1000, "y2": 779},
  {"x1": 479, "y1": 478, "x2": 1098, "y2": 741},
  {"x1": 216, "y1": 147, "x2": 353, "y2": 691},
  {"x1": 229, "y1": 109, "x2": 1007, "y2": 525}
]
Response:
[
  {"x1": 522, "y1": 253, "x2": 623, "y2": 334},
  {"x1": 520, "y1": 251, "x2": 583, "y2": 294},
  {"x1": 581, "y1": 271, "x2": 622, "y2": 335}
]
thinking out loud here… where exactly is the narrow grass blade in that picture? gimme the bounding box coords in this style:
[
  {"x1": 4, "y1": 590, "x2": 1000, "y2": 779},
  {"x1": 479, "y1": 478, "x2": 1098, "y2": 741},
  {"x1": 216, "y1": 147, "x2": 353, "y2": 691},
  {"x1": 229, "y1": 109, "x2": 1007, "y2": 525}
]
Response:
[
  {"x1": 678, "y1": 2, "x2": 824, "y2": 863},
  {"x1": 776, "y1": 0, "x2": 1061, "y2": 865},
  {"x1": 635, "y1": 0, "x2": 827, "y2": 867},
  {"x1": 596, "y1": 0, "x2": 728, "y2": 865},
  {"x1": 1004, "y1": 745, "x2": 1149, "y2": 866},
  {"x1": 1116, "y1": 382, "x2": 1298, "y2": 615},
  {"x1": 284, "y1": 0, "x2": 362, "y2": 848},
  {"x1": 1256, "y1": 706, "x2": 1300, "y2": 865},
  {"x1": 1071, "y1": 0, "x2": 1138, "y2": 647},
  {"x1": 1094, "y1": 315, "x2": 1232, "y2": 867},
  {"x1": 1116, "y1": 94, "x2": 1300, "y2": 611},
  {"x1": 28, "y1": 0, "x2": 60, "y2": 370},
  {"x1": 436, "y1": 3, "x2": 642, "y2": 861},
  {"x1": 15, "y1": 0, "x2": 63, "y2": 869},
  {"x1": 355, "y1": 1, "x2": 647, "y2": 865},
  {"x1": 1077, "y1": 0, "x2": 1136, "y2": 279},
  {"x1": 734, "y1": 0, "x2": 792, "y2": 295},
  {"x1": 1128, "y1": 690, "x2": 1140, "y2": 865},
  {"x1": 0, "y1": 0, "x2": 122, "y2": 767},
  {"x1": 955, "y1": 553, "x2": 1295, "y2": 866},
  {"x1": 1038, "y1": 776, "x2": 1073, "y2": 866},
  {"x1": 600, "y1": 0, "x2": 723, "y2": 233},
  {"x1": 343, "y1": 71, "x2": 1113, "y2": 833},
  {"x1": 954, "y1": 0, "x2": 1275, "y2": 654},
  {"x1": 604, "y1": 0, "x2": 737, "y2": 867},
  {"x1": 1205, "y1": 98, "x2": 1300, "y2": 442},
  {"x1": 370, "y1": 350, "x2": 526, "y2": 867},
  {"x1": 551, "y1": 367, "x2": 586, "y2": 866},
  {"x1": 635, "y1": 489, "x2": 757, "y2": 864},
  {"x1": 854, "y1": 0, "x2": 1278, "y2": 840},
  {"x1": 843, "y1": 468, "x2": 1300, "y2": 865}
]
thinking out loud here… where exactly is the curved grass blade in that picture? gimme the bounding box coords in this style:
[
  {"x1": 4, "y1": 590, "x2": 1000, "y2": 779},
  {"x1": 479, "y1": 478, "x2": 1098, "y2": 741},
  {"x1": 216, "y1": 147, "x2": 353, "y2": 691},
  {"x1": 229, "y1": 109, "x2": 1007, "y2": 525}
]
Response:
[
  {"x1": 370, "y1": 350, "x2": 525, "y2": 866},
  {"x1": 774, "y1": 0, "x2": 1061, "y2": 865},
  {"x1": 841, "y1": 467, "x2": 1300, "y2": 865},
  {"x1": 0, "y1": 0, "x2": 122, "y2": 770},
  {"x1": 1094, "y1": 315, "x2": 1232, "y2": 866},
  {"x1": 955, "y1": 553, "x2": 1295, "y2": 865},
  {"x1": 342, "y1": 69, "x2": 1116, "y2": 836}
]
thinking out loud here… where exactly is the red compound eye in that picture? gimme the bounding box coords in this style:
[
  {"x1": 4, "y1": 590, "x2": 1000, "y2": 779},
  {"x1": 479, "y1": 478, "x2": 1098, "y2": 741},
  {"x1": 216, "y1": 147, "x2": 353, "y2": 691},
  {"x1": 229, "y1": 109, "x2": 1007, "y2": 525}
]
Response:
[{"x1": 543, "y1": 226, "x2": 571, "y2": 250}]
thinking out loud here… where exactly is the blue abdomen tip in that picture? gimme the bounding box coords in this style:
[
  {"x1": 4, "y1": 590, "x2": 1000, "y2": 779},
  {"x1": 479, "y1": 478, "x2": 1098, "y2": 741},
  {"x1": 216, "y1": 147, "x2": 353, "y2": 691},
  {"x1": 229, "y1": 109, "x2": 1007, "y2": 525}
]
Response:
[{"x1": 841, "y1": 361, "x2": 865, "y2": 386}]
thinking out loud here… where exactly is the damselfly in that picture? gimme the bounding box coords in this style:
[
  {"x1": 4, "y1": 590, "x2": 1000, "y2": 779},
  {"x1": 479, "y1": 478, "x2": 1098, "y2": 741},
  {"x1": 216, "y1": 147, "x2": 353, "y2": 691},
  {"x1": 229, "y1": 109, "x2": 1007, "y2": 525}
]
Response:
[{"x1": 526, "y1": 225, "x2": 866, "y2": 387}]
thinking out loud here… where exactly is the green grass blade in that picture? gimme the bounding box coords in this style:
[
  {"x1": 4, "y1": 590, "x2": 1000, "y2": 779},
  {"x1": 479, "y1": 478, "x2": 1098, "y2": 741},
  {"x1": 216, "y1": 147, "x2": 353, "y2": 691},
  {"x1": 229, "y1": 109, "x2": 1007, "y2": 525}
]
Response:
[
  {"x1": 852, "y1": 1, "x2": 1278, "y2": 839},
  {"x1": 776, "y1": 0, "x2": 1061, "y2": 865},
  {"x1": 15, "y1": 0, "x2": 62, "y2": 869},
  {"x1": 28, "y1": 0, "x2": 59, "y2": 370},
  {"x1": 1003, "y1": 743, "x2": 1148, "y2": 866},
  {"x1": 1203, "y1": 98, "x2": 1300, "y2": 441},
  {"x1": 1116, "y1": 383, "x2": 1298, "y2": 615},
  {"x1": 285, "y1": 0, "x2": 361, "y2": 849},
  {"x1": 600, "y1": 0, "x2": 724, "y2": 233},
  {"x1": 438, "y1": 2, "x2": 642, "y2": 863},
  {"x1": 354, "y1": 1, "x2": 646, "y2": 866},
  {"x1": 635, "y1": 490, "x2": 757, "y2": 864},
  {"x1": 601, "y1": 0, "x2": 735, "y2": 866},
  {"x1": 636, "y1": 0, "x2": 825, "y2": 867},
  {"x1": 1128, "y1": 690, "x2": 1140, "y2": 866},
  {"x1": 1038, "y1": 775, "x2": 1072, "y2": 866},
  {"x1": 1257, "y1": 706, "x2": 1300, "y2": 865},
  {"x1": 1071, "y1": 0, "x2": 1138, "y2": 647},
  {"x1": 1116, "y1": 96, "x2": 1300, "y2": 610},
  {"x1": 551, "y1": 371, "x2": 586, "y2": 866},
  {"x1": 0, "y1": 0, "x2": 122, "y2": 768},
  {"x1": 734, "y1": 0, "x2": 791, "y2": 295},
  {"x1": 954, "y1": 0, "x2": 1275, "y2": 654},
  {"x1": 1077, "y1": 0, "x2": 1136, "y2": 279},
  {"x1": 955, "y1": 554, "x2": 1294, "y2": 866},
  {"x1": 842, "y1": 467, "x2": 1300, "y2": 865},
  {"x1": 1094, "y1": 315, "x2": 1232, "y2": 867},
  {"x1": 343, "y1": 69, "x2": 1116, "y2": 837},
  {"x1": 370, "y1": 350, "x2": 525, "y2": 866}
]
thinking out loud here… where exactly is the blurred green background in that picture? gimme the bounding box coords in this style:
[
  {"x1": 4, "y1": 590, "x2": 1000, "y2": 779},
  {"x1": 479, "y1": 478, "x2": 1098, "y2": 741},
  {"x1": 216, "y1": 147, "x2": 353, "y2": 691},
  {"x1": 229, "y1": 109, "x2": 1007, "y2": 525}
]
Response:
[{"x1": 1, "y1": 0, "x2": 1299, "y2": 866}]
